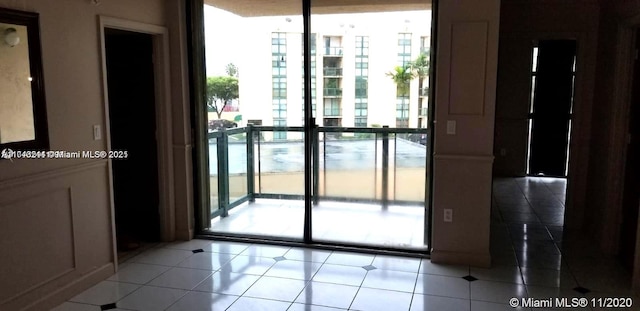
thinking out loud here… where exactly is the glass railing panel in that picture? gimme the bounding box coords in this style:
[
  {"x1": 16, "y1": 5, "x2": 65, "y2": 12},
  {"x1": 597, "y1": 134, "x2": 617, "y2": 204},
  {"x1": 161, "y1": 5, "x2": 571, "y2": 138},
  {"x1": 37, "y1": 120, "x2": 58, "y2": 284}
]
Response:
[
  {"x1": 228, "y1": 131, "x2": 248, "y2": 203},
  {"x1": 323, "y1": 67, "x2": 343, "y2": 76},
  {"x1": 318, "y1": 130, "x2": 377, "y2": 201},
  {"x1": 323, "y1": 46, "x2": 343, "y2": 56},
  {"x1": 391, "y1": 131, "x2": 428, "y2": 202},
  {"x1": 323, "y1": 88, "x2": 342, "y2": 97},
  {"x1": 255, "y1": 128, "x2": 305, "y2": 196},
  {"x1": 209, "y1": 136, "x2": 219, "y2": 213}
]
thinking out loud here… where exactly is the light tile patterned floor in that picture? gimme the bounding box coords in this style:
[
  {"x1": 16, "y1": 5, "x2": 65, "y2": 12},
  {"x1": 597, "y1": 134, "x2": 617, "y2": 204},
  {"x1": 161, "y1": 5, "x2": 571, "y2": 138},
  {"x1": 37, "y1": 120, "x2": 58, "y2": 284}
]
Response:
[{"x1": 52, "y1": 177, "x2": 640, "y2": 311}]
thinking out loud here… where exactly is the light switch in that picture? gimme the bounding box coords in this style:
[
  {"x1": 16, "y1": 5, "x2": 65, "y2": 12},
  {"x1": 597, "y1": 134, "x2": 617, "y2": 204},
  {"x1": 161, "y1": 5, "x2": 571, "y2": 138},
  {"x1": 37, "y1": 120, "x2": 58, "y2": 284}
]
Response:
[
  {"x1": 446, "y1": 120, "x2": 456, "y2": 135},
  {"x1": 93, "y1": 125, "x2": 102, "y2": 140}
]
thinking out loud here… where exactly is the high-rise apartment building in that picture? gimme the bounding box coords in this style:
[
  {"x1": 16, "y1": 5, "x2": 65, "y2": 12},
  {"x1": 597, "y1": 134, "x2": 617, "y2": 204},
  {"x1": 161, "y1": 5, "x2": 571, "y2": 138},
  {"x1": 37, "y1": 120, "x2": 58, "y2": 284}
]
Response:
[{"x1": 210, "y1": 10, "x2": 431, "y2": 136}]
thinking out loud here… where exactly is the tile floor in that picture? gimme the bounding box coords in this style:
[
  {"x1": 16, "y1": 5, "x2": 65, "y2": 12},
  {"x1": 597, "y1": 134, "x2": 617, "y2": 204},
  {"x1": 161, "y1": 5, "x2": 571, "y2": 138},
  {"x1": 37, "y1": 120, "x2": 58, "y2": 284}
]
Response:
[
  {"x1": 210, "y1": 199, "x2": 426, "y2": 249},
  {"x1": 53, "y1": 177, "x2": 639, "y2": 311}
]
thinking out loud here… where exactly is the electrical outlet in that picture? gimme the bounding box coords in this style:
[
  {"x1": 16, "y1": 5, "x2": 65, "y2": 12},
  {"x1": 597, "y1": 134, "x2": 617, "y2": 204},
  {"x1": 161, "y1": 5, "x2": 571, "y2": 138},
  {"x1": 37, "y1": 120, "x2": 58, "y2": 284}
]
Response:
[
  {"x1": 93, "y1": 125, "x2": 101, "y2": 140},
  {"x1": 444, "y1": 209, "x2": 453, "y2": 222}
]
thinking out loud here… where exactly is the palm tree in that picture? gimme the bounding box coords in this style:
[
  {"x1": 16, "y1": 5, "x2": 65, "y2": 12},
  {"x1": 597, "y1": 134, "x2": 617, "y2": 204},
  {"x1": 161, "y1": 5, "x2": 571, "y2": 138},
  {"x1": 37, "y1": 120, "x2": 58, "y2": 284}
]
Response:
[
  {"x1": 410, "y1": 52, "x2": 430, "y2": 96},
  {"x1": 386, "y1": 65, "x2": 415, "y2": 97},
  {"x1": 411, "y1": 52, "x2": 429, "y2": 79}
]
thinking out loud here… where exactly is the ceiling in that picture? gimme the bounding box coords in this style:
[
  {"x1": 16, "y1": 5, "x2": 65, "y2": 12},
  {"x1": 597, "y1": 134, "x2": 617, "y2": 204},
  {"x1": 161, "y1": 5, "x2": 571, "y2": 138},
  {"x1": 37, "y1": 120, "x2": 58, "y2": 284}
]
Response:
[{"x1": 204, "y1": 0, "x2": 431, "y2": 17}]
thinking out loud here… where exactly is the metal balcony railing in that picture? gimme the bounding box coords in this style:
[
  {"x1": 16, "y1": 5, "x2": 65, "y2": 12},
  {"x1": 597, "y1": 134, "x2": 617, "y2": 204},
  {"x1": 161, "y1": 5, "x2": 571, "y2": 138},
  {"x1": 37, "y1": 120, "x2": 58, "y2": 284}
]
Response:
[
  {"x1": 323, "y1": 88, "x2": 342, "y2": 97},
  {"x1": 323, "y1": 67, "x2": 343, "y2": 76},
  {"x1": 206, "y1": 125, "x2": 429, "y2": 218},
  {"x1": 420, "y1": 87, "x2": 429, "y2": 97},
  {"x1": 324, "y1": 47, "x2": 343, "y2": 56},
  {"x1": 323, "y1": 108, "x2": 342, "y2": 117}
]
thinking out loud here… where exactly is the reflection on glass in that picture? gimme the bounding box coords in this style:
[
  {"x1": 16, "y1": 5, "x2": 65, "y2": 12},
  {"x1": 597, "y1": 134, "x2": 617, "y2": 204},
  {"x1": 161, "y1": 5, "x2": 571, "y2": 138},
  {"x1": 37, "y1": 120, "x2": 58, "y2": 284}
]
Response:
[
  {"x1": 205, "y1": 2, "x2": 304, "y2": 240},
  {"x1": 210, "y1": 138, "x2": 219, "y2": 213},
  {"x1": 228, "y1": 132, "x2": 248, "y2": 202},
  {"x1": 320, "y1": 131, "x2": 376, "y2": 200},
  {"x1": 202, "y1": 1, "x2": 431, "y2": 249},
  {"x1": 256, "y1": 131, "x2": 305, "y2": 195},
  {"x1": 392, "y1": 135, "x2": 427, "y2": 202},
  {"x1": 311, "y1": 7, "x2": 431, "y2": 249},
  {"x1": 0, "y1": 23, "x2": 34, "y2": 143}
]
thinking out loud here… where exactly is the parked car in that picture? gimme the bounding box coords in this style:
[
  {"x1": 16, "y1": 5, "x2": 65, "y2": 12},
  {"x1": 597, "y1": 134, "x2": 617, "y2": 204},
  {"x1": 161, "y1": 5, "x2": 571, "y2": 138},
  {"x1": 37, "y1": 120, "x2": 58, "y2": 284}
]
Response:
[
  {"x1": 407, "y1": 133, "x2": 428, "y2": 146},
  {"x1": 208, "y1": 119, "x2": 237, "y2": 132}
]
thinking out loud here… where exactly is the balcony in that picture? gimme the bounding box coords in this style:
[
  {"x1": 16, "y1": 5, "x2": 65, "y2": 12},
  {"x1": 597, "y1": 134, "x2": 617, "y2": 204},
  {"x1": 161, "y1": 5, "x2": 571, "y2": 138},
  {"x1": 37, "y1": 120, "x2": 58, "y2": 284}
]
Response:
[
  {"x1": 323, "y1": 88, "x2": 342, "y2": 97},
  {"x1": 323, "y1": 67, "x2": 343, "y2": 76},
  {"x1": 323, "y1": 46, "x2": 343, "y2": 56},
  {"x1": 323, "y1": 108, "x2": 342, "y2": 117},
  {"x1": 420, "y1": 87, "x2": 429, "y2": 97},
  {"x1": 206, "y1": 125, "x2": 430, "y2": 249}
]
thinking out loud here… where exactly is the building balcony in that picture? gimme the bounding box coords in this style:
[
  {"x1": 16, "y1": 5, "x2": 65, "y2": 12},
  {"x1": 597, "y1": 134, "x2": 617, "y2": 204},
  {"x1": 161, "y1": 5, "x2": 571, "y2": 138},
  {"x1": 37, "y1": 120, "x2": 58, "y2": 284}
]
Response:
[
  {"x1": 323, "y1": 67, "x2": 343, "y2": 76},
  {"x1": 420, "y1": 87, "x2": 429, "y2": 97},
  {"x1": 206, "y1": 125, "x2": 430, "y2": 248},
  {"x1": 323, "y1": 88, "x2": 342, "y2": 97},
  {"x1": 323, "y1": 47, "x2": 343, "y2": 56},
  {"x1": 323, "y1": 108, "x2": 342, "y2": 117}
]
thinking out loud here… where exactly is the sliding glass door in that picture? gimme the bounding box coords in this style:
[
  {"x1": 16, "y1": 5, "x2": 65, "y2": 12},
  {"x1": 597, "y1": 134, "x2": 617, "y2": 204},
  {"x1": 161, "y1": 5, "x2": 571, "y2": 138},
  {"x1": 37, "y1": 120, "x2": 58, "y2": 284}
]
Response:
[
  {"x1": 192, "y1": 0, "x2": 433, "y2": 251},
  {"x1": 309, "y1": 8, "x2": 431, "y2": 249}
]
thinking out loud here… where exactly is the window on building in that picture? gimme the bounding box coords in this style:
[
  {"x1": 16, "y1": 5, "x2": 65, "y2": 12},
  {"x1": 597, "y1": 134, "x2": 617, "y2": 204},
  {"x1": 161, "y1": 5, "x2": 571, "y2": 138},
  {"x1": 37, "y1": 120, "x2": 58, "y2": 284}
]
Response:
[
  {"x1": 398, "y1": 33, "x2": 412, "y2": 66},
  {"x1": 420, "y1": 36, "x2": 430, "y2": 54},
  {"x1": 302, "y1": 33, "x2": 317, "y2": 120},
  {"x1": 355, "y1": 77, "x2": 368, "y2": 98},
  {"x1": 355, "y1": 36, "x2": 369, "y2": 126},
  {"x1": 324, "y1": 98, "x2": 341, "y2": 116},
  {"x1": 272, "y1": 32, "x2": 287, "y2": 139},
  {"x1": 396, "y1": 97, "x2": 410, "y2": 128},
  {"x1": 355, "y1": 98, "x2": 368, "y2": 127}
]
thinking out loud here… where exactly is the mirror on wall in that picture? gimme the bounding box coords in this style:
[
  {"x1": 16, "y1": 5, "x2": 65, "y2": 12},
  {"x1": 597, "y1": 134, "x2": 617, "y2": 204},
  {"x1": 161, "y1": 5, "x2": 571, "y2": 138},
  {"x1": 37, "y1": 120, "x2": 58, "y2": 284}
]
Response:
[{"x1": 0, "y1": 7, "x2": 48, "y2": 151}]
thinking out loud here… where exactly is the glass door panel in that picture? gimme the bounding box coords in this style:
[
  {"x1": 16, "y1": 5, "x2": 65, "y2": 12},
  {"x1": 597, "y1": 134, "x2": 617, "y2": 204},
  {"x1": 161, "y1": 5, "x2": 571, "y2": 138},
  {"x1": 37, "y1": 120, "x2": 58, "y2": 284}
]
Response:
[
  {"x1": 196, "y1": 0, "x2": 433, "y2": 250},
  {"x1": 310, "y1": 5, "x2": 432, "y2": 249},
  {"x1": 203, "y1": 2, "x2": 304, "y2": 240}
]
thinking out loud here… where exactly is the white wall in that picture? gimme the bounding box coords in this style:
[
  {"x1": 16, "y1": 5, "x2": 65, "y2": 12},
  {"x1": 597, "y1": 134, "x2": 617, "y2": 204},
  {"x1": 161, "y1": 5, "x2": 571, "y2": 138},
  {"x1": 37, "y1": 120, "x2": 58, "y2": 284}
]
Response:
[{"x1": 0, "y1": 1, "x2": 183, "y2": 310}]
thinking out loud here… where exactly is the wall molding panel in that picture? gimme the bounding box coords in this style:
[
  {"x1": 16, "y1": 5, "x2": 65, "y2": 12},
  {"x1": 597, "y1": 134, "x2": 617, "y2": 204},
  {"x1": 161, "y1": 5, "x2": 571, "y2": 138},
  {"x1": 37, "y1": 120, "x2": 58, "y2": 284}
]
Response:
[{"x1": 0, "y1": 162, "x2": 112, "y2": 310}]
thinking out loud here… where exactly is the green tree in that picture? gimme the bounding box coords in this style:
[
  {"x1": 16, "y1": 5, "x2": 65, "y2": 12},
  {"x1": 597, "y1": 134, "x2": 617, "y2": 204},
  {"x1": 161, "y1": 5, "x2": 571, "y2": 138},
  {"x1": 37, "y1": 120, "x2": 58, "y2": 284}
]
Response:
[
  {"x1": 206, "y1": 76, "x2": 239, "y2": 119},
  {"x1": 386, "y1": 52, "x2": 430, "y2": 98},
  {"x1": 386, "y1": 65, "x2": 415, "y2": 97},
  {"x1": 410, "y1": 52, "x2": 430, "y2": 95},
  {"x1": 410, "y1": 52, "x2": 429, "y2": 80},
  {"x1": 225, "y1": 63, "x2": 238, "y2": 77}
]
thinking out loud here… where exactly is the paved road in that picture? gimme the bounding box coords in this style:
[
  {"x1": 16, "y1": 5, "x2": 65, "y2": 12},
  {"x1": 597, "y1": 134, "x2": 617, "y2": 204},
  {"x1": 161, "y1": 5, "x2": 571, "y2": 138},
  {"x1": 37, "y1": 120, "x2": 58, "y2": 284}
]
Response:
[{"x1": 209, "y1": 138, "x2": 427, "y2": 175}]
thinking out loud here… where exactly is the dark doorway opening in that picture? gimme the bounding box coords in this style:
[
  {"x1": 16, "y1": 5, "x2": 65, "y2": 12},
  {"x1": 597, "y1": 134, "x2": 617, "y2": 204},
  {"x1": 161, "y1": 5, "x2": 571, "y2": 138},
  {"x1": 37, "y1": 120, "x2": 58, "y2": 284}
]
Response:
[
  {"x1": 527, "y1": 40, "x2": 576, "y2": 177},
  {"x1": 619, "y1": 29, "x2": 640, "y2": 270},
  {"x1": 105, "y1": 28, "x2": 160, "y2": 257}
]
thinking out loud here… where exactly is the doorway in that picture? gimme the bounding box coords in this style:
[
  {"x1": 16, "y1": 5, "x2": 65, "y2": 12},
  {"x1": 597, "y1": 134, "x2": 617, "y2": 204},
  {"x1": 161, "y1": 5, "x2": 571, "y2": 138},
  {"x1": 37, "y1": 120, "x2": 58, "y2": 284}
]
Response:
[
  {"x1": 527, "y1": 40, "x2": 576, "y2": 177},
  {"x1": 105, "y1": 28, "x2": 160, "y2": 257},
  {"x1": 619, "y1": 29, "x2": 640, "y2": 270}
]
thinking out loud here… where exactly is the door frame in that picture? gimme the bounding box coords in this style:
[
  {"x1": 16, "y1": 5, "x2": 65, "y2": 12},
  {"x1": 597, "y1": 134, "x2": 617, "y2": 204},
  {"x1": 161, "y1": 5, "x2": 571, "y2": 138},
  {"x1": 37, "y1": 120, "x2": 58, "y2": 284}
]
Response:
[
  {"x1": 498, "y1": 30, "x2": 592, "y2": 233},
  {"x1": 526, "y1": 39, "x2": 577, "y2": 178},
  {"x1": 99, "y1": 16, "x2": 175, "y2": 268},
  {"x1": 607, "y1": 15, "x2": 640, "y2": 290}
]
